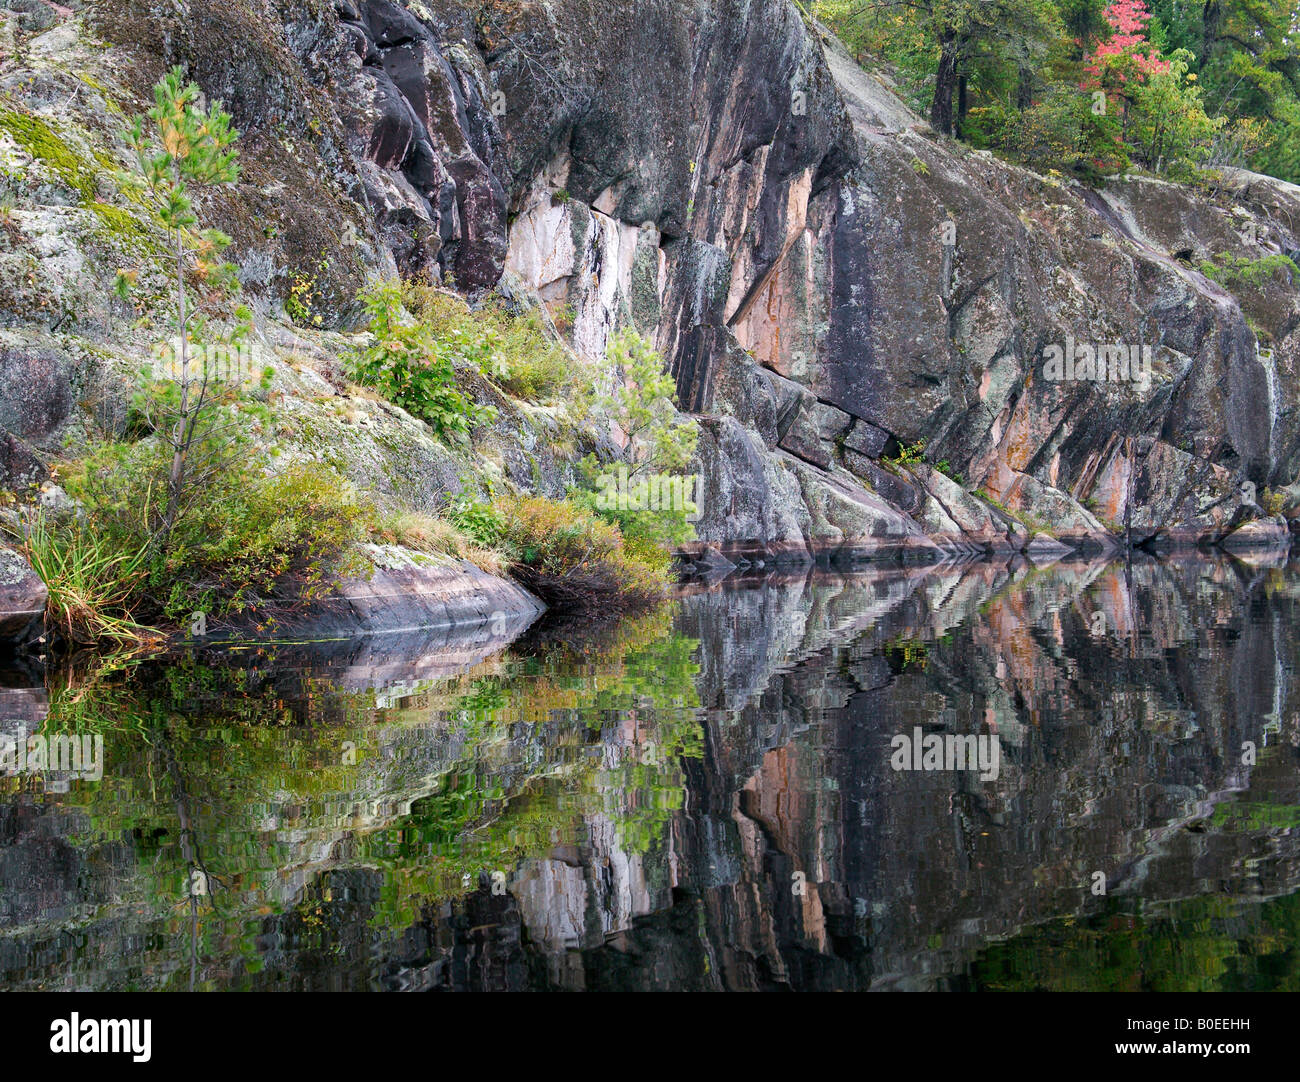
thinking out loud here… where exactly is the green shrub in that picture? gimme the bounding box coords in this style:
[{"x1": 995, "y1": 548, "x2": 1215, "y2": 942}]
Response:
[
  {"x1": 932, "y1": 458, "x2": 965, "y2": 486},
  {"x1": 576, "y1": 329, "x2": 700, "y2": 554},
  {"x1": 64, "y1": 439, "x2": 372, "y2": 624},
  {"x1": 446, "y1": 489, "x2": 507, "y2": 548},
  {"x1": 963, "y1": 102, "x2": 1017, "y2": 151},
  {"x1": 286, "y1": 262, "x2": 326, "y2": 327},
  {"x1": 404, "y1": 283, "x2": 571, "y2": 402},
  {"x1": 884, "y1": 438, "x2": 927, "y2": 468},
  {"x1": 494, "y1": 494, "x2": 671, "y2": 612},
  {"x1": 1199, "y1": 252, "x2": 1300, "y2": 292},
  {"x1": 1261, "y1": 489, "x2": 1286, "y2": 517},
  {"x1": 1010, "y1": 86, "x2": 1129, "y2": 182},
  {"x1": 575, "y1": 493, "x2": 697, "y2": 559},
  {"x1": 348, "y1": 281, "x2": 492, "y2": 440}
]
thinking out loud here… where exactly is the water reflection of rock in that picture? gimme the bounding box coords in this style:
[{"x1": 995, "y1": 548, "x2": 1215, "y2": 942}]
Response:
[
  {"x1": 2, "y1": 557, "x2": 1300, "y2": 989},
  {"x1": 644, "y1": 557, "x2": 1300, "y2": 990},
  {"x1": 498, "y1": 556, "x2": 1300, "y2": 989}
]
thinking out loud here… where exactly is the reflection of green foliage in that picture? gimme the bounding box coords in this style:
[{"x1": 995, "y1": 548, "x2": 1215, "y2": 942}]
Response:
[
  {"x1": 972, "y1": 892, "x2": 1300, "y2": 992},
  {"x1": 452, "y1": 677, "x2": 511, "y2": 716},
  {"x1": 1210, "y1": 800, "x2": 1300, "y2": 832},
  {"x1": 885, "y1": 637, "x2": 929, "y2": 672},
  {"x1": 27, "y1": 608, "x2": 704, "y2": 983},
  {"x1": 357, "y1": 607, "x2": 704, "y2": 928}
]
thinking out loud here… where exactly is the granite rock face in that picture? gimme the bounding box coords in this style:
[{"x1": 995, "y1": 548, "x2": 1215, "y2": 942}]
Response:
[
  {"x1": 193, "y1": 544, "x2": 544, "y2": 643},
  {"x1": 2, "y1": 0, "x2": 1297, "y2": 563},
  {"x1": 333, "y1": 0, "x2": 509, "y2": 287},
  {"x1": 485, "y1": 4, "x2": 1298, "y2": 559},
  {"x1": 0, "y1": 342, "x2": 76, "y2": 450}
]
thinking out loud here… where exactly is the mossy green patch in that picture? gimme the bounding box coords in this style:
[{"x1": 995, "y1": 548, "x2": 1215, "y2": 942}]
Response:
[
  {"x1": 1209, "y1": 798, "x2": 1300, "y2": 832},
  {"x1": 86, "y1": 199, "x2": 168, "y2": 274},
  {"x1": 90, "y1": 200, "x2": 147, "y2": 238},
  {"x1": 76, "y1": 72, "x2": 126, "y2": 118},
  {"x1": 0, "y1": 110, "x2": 100, "y2": 203}
]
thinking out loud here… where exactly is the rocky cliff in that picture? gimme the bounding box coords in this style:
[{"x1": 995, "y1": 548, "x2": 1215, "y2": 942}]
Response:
[{"x1": 3, "y1": 0, "x2": 1299, "y2": 565}]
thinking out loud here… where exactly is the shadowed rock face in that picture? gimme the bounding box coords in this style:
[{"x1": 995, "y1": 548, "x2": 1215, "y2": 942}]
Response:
[{"x1": 338, "y1": 0, "x2": 509, "y2": 287}]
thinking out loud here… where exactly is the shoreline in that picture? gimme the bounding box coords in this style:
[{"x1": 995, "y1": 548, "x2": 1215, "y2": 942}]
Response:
[
  {"x1": 676, "y1": 526, "x2": 1296, "y2": 576},
  {"x1": 4, "y1": 527, "x2": 1297, "y2": 657}
]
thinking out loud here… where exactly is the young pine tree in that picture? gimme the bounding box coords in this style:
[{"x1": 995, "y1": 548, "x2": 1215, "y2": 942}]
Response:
[{"x1": 122, "y1": 66, "x2": 241, "y2": 539}]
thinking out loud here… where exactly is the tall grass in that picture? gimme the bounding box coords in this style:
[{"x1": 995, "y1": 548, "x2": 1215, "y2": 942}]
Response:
[{"x1": 20, "y1": 512, "x2": 154, "y2": 646}]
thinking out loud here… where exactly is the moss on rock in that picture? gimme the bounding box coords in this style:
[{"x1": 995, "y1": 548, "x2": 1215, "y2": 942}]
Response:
[{"x1": 0, "y1": 109, "x2": 101, "y2": 203}]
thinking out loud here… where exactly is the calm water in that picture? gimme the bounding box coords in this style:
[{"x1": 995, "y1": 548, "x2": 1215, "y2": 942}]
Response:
[{"x1": 2, "y1": 555, "x2": 1299, "y2": 991}]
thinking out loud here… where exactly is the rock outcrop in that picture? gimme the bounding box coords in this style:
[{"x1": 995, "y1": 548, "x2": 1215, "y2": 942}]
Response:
[
  {"x1": 0, "y1": 546, "x2": 45, "y2": 644},
  {"x1": 203, "y1": 543, "x2": 543, "y2": 642},
  {"x1": 0, "y1": 548, "x2": 42, "y2": 642},
  {"x1": 2, "y1": 0, "x2": 1297, "y2": 563}
]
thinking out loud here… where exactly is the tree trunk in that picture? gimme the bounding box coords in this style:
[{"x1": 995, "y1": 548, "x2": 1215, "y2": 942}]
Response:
[
  {"x1": 1016, "y1": 63, "x2": 1035, "y2": 111},
  {"x1": 164, "y1": 226, "x2": 189, "y2": 540},
  {"x1": 1202, "y1": 0, "x2": 1222, "y2": 50},
  {"x1": 930, "y1": 31, "x2": 960, "y2": 136}
]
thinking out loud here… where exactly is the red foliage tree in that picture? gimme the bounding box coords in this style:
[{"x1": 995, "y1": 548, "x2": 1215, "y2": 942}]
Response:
[{"x1": 1084, "y1": 0, "x2": 1169, "y2": 86}]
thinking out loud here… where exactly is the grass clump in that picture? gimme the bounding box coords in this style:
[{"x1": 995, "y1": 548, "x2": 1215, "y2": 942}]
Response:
[
  {"x1": 973, "y1": 488, "x2": 1055, "y2": 537},
  {"x1": 20, "y1": 512, "x2": 154, "y2": 646},
  {"x1": 371, "y1": 509, "x2": 506, "y2": 577}
]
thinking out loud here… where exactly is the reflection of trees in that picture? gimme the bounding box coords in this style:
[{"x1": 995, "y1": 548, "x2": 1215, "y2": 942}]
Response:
[
  {"x1": 971, "y1": 891, "x2": 1300, "y2": 991},
  {"x1": 159, "y1": 732, "x2": 221, "y2": 992},
  {"x1": 21, "y1": 609, "x2": 704, "y2": 987},
  {"x1": 24, "y1": 558, "x2": 1300, "y2": 991}
]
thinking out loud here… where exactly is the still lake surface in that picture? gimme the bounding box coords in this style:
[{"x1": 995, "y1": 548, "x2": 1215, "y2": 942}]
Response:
[{"x1": 2, "y1": 555, "x2": 1299, "y2": 991}]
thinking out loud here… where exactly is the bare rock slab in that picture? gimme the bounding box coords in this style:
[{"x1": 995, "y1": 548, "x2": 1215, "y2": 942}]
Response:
[
  {"x1": 0, "y1": 547, "x2": 46, "y2": 645},
  {"x1": 203, "y1": 545, "x2": 544, "y2": 643}
]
